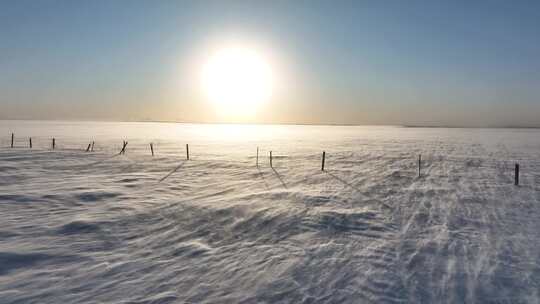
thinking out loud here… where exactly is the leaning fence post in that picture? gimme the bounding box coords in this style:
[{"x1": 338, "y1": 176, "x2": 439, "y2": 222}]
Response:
[
  {"x1": 86, "y1": 143, "x2": 91, "y2": 152},
  {"x1": 270, "y1": 151, "x2": 273, "y2": 168},
  {"x1": 29, "y1": 137, "x2": 32, "y2": 149},
  {"x1": 256, "y1": 147, "x2": 259, "y2": 167},
  {"x1": 515, "y1": 163, "x2": 520, "y2": 186},
  {"x1": 418, "y1": 154, "x2": 421, "y2": 178},
  {"x1": 52, "y1": 138, "x2": 56, "y2": 150},
  {"x1": 91, "y1": 141, "x2": 94, "y2": 152},
  {"x1": 119, "y1": 141, "x2": 128, "y2": 155},
  {"x1": 186, "y1": 144, "x2": 189, "y2": 160},
  {"x1": 321, "y1": 151, "x2": 326, "y2": 171},
  {"x1": 11, "y1": 133, "x2": 14, "y2": 148},
  {"x1": 150, "y1": 143, "x2": 154, "y2": 156}
]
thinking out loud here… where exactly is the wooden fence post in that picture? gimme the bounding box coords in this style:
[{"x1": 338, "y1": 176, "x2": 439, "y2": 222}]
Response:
[
  {"x1": 52, "y1": 138, "x2": 55, "y2": 150},
  {"x1": 119, "y1": 141, "x2": 128, "y2": 155},
  {"x1": 321, "y1": 151, "x2": 326, "y2": 171},
  {"x1": 270, "y1": 151, "x2": 273, "y2": 168},
  {"x1": 256, "y1": 147, "x2": 259, "y2": 167},
  {"x1": 11, "y1": 133, "x2": 14, "y2": 148},
  {"x1": 91, "y1": 141, "x2": 94, "y2": 152},
  {"x1": 418, "y1": 154, "x2": 421, "y2": 178},
  {"x1": 515, "y1": 163, "x2": 520, "y2": 186},
  {"x1": 150, "y1": 143, "x2": 154, "y2": 156},
  {"x1": 186, "y1": 144, "x2": 189, "y2": 160},
  {"x1": 86, "y1": 144, "x2": 91, "y2": 152},
  {"x1": 29, "y1": 137, "x2": 32, "y2": 149}
]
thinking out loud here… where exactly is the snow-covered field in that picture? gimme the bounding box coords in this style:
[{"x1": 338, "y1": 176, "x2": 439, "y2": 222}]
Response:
[{"x1": 1, "y1": 120, "x2": 540, "y2": 303}]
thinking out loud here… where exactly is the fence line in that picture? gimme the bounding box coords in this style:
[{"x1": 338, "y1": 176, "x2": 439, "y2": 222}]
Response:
[{"x1": 3, "y1": 134, "x2": 539, "y2": 186}]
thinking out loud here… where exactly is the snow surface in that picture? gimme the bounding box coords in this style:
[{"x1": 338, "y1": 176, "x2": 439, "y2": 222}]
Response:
[{"x1": 1, "y1": 120, "x2": 540, "y2": 303}]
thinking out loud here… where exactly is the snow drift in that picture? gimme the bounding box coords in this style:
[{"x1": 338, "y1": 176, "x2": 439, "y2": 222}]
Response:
[{"x1": 1, "y1": 121, "x2": 540, "y2": 303}]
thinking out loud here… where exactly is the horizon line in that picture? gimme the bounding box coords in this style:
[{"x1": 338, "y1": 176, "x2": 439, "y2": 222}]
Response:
[{"x1": 1, "y1": 118, "x2": 540, "y2": 129}]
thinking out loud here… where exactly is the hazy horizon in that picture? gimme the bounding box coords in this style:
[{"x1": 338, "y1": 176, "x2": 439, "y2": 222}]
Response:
[
  {"x1": 5, "y1": 118, "x2": 540, "y2": 129},
  {"x1": 4, "y1": 118, "x2": 540, "y2": 130}
]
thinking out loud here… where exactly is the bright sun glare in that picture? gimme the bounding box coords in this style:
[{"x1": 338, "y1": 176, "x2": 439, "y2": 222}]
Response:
[{"x1": 201, "y1": 47, "x2": 272, "y2": 118}]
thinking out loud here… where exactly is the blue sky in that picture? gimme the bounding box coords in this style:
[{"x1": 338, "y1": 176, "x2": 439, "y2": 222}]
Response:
[{"x1": 2, "y1": 0, "x2": 540, "y2": 126}]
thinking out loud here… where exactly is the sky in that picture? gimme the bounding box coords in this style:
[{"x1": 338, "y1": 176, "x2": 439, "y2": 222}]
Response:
[{"x1": 1, "y1": 0, "x2": 540, "y2": 126}]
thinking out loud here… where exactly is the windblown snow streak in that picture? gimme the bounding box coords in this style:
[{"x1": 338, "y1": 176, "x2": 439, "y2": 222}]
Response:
[{"x1": 1, "y1": 121, "x2": 540, "y2": 303}]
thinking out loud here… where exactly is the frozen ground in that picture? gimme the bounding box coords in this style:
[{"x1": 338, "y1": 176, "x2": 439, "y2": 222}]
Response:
[{"x1": 1, "y1": 120, "x2": 540, "y2": 303}]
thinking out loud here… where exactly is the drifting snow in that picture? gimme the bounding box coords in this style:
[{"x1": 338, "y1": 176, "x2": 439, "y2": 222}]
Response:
[{"x1": 1, "y1": 121, "x2": 540, "y2": 303}]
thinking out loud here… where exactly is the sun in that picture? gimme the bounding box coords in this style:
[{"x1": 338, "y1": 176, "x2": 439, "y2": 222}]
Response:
[{"x1": 201, "y1": 47, "x2": 272, "y2": 118}]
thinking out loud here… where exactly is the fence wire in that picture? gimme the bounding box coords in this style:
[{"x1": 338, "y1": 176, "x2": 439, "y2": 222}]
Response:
[{"x1": 2, "y1": 135, "x2": 539, "y2": 186}]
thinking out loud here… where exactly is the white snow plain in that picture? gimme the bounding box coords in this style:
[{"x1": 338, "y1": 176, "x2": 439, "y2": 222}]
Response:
[{"x1": 1, "y1": 120, "x2": 540, "y2": 303}]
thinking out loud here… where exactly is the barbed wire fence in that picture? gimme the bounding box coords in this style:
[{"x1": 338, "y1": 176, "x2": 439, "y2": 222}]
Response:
[{"x1": 2, "y1": 133, "x2": 539, "y2": 187}]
